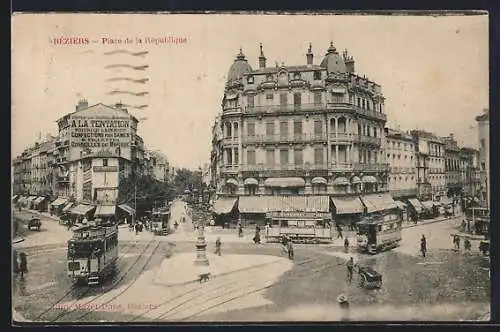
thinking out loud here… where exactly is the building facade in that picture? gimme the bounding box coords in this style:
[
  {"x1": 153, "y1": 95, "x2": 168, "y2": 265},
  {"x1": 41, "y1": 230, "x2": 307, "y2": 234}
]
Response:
[
  {"x1": 211, "y1": 43, "x2": 390, "y2": 199},
  {"x1": 384, "y1": 128, "x2": 417, "y2": 199},
  {"x1": 144, "y1": 149, "x2": 170, "y2": 182},
  {"x1": 410, "y1": 130, "x2": 446, "y2": 201},
  {"x1": 476, "y1": 109, "x2": 489, "y2": 207}
]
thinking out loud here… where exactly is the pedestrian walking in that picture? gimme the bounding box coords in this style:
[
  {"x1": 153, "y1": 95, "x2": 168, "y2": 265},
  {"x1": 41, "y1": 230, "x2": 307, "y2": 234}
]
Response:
[
  {"x1": 336, "y1": 223, "x2": 343, "y2": 239},
  {"x1": 346, "y1": 257, "x2": 355, "y2": 284},
  {"x1": 287, "y1": 240, "x2": 294, "y2": 260},
  {"x1": 464, "y1": 238, "x2": 471, "y2": 252},
  {"x1": 215, "y1": 237, "x2": 222, "y2": 256},
  {"x1": 253, "y1": 229, "x2": 261, "y2": 244},
  {"x1": 238, "y1": 224, "x2": 244, "y2": 238},
  {"x1": 19, "y1": 252, "x2": 28, "y2": 278},
  {"x1": 344, "y1": 237, "x2": 349, "y2": 253},
  {"x1": 420, "y1": 235, "x2": 427, "y2": 258},
  {"x1": 455, "y1": 235, "x2": 461, "y2": 251}
]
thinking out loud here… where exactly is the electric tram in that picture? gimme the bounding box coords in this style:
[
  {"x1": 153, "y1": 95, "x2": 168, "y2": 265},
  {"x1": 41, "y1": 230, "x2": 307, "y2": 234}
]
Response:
[
  {"x1": 67, "y1": 221, "x2": 119, "y2": 285},
  {"x1": 356, "y1": 213, "x2": 402, "y2": 254}
]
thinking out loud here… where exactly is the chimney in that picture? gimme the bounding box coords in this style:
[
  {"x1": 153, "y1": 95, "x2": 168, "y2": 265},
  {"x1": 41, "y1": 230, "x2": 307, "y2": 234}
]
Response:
[
  {"x1": 258, "y1": 43, "x2": 266, "y2": 68},
  {"x1": 76, "y1": 99, "x2": 88, "y2": 111},
  {"x1": 343, "y1": 49, "x2": 355, "y2": 73},
  {"x1": 306, "y1": 43, "x2": 313, "y2": 65}
]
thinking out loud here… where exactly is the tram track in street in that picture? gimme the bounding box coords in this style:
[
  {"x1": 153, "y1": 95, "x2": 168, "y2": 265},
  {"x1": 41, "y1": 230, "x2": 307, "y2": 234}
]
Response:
[
  {"x1": 178, "y1": 257, "x2": 348, "y2": 321},
  {"x1": 58, "y1": 239, "x2": 161, "y2": 322},
  {"x1": 33, "y1": 240, "x2": 142, "y2": 322},
  {"x1": 128, "y1": 253, "x2": 329, "y2": 322}
]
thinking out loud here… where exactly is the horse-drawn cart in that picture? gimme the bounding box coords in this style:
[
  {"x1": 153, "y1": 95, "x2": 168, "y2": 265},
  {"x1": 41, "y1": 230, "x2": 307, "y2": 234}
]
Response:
[{"x1": 357, "y1": 266, "x2": 382, "y2": 289}]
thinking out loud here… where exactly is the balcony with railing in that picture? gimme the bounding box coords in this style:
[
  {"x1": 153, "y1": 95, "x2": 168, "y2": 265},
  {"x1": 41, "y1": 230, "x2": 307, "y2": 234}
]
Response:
[
  {"x1": 329, "y1": 132, "x2": 357, "y2": 144},
  {"x1": 222, "y1": 105, "x2": 242, "y2": 114},
  {"x1": 220, "y1": 165, "x2": 239, "y2": 173},
  {"x1": 239, "y1": 162, "x2": 389, "y2": 173},
  {"x1": 243, "y1": 103, "x2": 325, "y2": 115},
  {"x1": 242, "y1": 133, "x2": 324, "y2": 145},
  {"x1": 326, "y1": 103, "x2": 387, "y2": 121},
  {"x1": 358, "y1": 135, "x2": 382, "y2": 146},
  {"x1": 222, "y1": 136, "x2": 240, "y2": 145}
]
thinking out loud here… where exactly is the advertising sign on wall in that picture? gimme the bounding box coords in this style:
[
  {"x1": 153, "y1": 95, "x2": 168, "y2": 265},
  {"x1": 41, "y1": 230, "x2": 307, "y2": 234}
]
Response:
[{"x1": 70, "y1": 115, "x2": 131, "y2": 149}]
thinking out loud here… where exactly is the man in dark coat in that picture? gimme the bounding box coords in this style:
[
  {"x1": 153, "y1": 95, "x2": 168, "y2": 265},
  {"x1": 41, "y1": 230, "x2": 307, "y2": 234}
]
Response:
[
  {"x1": 420, "y1": 235, "x2": 427, "y2": 258},
  {"x1": 19, "y1": 252, "x2": 28, "y2": 277}
]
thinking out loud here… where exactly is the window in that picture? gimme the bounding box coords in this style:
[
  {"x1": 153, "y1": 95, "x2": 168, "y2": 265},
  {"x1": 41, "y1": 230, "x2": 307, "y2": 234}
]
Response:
[
  {"x1": 314, "y1": 71, "x2": 322, "y2": 80},
  {"x1": 280, "y1": 93, "x2": 288, "y2": 106},
  {"x1": 294, "y1": 121, "x2": 302, "y2": 137},
  {"x1": 314, "y1": 148, "x2": 324, "y2": 165},
  {"x1": 357, "y1": 97, "x2": 361, "y2": 107},
  {"x1": 362, "y1": 99, "x2": 366, "y2": 109},
  {"x1": 279, "y1": 121, "x2": 288, "y2": 138},
  {"x1": 294, "y1": 149, "x2": 303, "y2": 165},
  {"x1": 266, "y1": 122, "x2": 275, "y2": 136},
  {"x1": 332, "y1": 93, "x2": 344, "y2": 103},
  {"x1": 234, "y1": 150, "x2": 239, "y2": 165},
  {"x1": 480, "y1": 139, "x2": 485, "y2": 149},
  {"x1": 247, "y1": 122, "x2": 255, "y2": 136},
  {"x1": 266, "y1": 150, "x2": 275, "y2": 166},
  {"x1": 314, "y1": 120, "x2": 323, "y2": 136},
  {"x1": 247, "y1": 75, "x2": 254, "y2": 84},
  {"x1": 293, "y1": 93, "x2": 301, "y2": 106},
  {"x1": 398, "y1": 154, "x2": 401, "y2": 160},
  {"x1": 247, "y1": 95, "x2": 254, "y2": 108},
  {"x1": 314, "y1": 92, "x2": 322, "y2": 105},
  {"x1": 247, "y1": 150, "x2": 256, "y2": 165},
  {"x1": 280, "y1": 149, "x2": 289, "y2": 165},
  {"x1": 266, "y1": 93, "x2": 274, "y2": 100},
  {"x1": 103, "y1": 159, "x2": 108, "y2": 167}
]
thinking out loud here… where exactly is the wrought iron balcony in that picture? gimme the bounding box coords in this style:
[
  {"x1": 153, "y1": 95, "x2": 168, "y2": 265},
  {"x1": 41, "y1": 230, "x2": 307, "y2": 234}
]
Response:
[
  {"x1": 222, "y1": 136, "x2": 240, "y2": 145},
  {"x1": 329, "y1": 132, "x2": 357, "y2": 144},
  {"x1": 222, "y1": 105, "x2": 242, "y2": 114},
  {"x1": 326, "y1": 103, "x2": 387, "y2": 121},
  {"x1": 243, "y1": 103, "x2": 325, "y2": 115},
  {"x1": 358, "y1": 135, "x2": 382, "y2": 146}
]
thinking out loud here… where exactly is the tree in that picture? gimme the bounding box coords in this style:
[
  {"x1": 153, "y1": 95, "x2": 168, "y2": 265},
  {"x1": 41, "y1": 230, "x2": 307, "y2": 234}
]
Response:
[{"x1": 173, "y1": 168, "x2": 202, "y2": 195}]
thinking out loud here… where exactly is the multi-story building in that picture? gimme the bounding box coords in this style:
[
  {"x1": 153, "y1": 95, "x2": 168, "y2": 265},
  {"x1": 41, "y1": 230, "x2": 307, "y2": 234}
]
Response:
[
  {"x1": 210, "y1": 42, "x2": 392, "y2": 225},
  {"x1": 384, "y1": 128, "x2": 417, "y2": 199},
  {"x1": 476, "y1": 108, "x2": 489, "y2": 207},
  {"x1": 443, "y1": 134, "x2": 463, "y2": 198},
  {"x1": 144, "y1": 149, "x2": 170, "y2": 182},
  {"x1": 410, "y1": 130, "x2": 446, "y2": 201},
  {"x1": 459, "y1": 147, "x2": 481, "y2": 198}
]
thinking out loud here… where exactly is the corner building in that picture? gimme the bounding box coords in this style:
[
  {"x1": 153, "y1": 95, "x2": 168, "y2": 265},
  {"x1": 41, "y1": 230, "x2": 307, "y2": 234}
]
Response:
[{"x1": 211, "y1": 43, "x2": 393, "y2": 227}]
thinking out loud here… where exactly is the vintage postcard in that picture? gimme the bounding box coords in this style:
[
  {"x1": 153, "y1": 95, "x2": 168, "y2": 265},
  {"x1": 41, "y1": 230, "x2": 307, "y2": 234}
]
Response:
[{"x1": 11, "y1": 12, "x2": 490, "y2": 323}]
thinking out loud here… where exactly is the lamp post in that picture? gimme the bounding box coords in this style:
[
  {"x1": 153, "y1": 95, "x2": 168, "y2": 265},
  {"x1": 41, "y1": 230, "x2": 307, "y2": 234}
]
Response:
[{"x1": 194, "y1": 166, "x2": 209, "y2": 266}]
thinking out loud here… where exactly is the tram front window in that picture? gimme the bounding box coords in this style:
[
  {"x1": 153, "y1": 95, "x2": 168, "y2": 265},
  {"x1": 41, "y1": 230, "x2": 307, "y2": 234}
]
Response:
[{"x1": 357, "y1": 224, "x2": 376, "y2": 245}]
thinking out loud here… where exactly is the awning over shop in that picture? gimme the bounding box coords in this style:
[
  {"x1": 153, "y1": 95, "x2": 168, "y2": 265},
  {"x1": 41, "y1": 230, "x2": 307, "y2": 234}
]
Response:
[
  {"x1": 238, "y1": 196, "x2": 274, "y2": 213},
  {"x1": 51, "y1": 197, "x2": 68, "y2": 207},
  {"x1": 17, "y1": 197, "x2": 27, "y2": 205},
  {"x1": 118, "y1": 204, "x2": 136, "y2": 215},
  {"x1": 243, "y1": 178, "x2": 259, "y2": 186},
  {"x1": 95, "y1": 205, "x2": 116, "y2": 216},
  {"x1": 333, "y1": 177, "x2": 349, "y2": 185},
  {"x1": 351, "y1": 176, "x2": 361, "y2": 184},
  {"x1": 34, "y1": 196, "x2": 46, "y2": 205},
  {"x1": 420, "y1": 201, "x2": 436, "y2": 211},
  {"x1": 71, "y1": 204, "x2": 95, "y2": 216},
  {"x1": 264, "y1": 177, "x2": 305, "y2": 188},
  {"x1": 225, "y1": 178, "x2": 238, "y2": 186},
  {"x1": 305, "y1": 196, "x2": 330, "y2": 212},
  {"x1": 27, "y1": 196, "x2": 37, "y2": 203},
  {"x1": 62, "y1": 202, "x2": 74, "y2": 212},
  {"x1": 331, "y1": 196, "x2": 364, "y2": 214},
  {"x1": 407, "y1": 198, "x2": 423, "y2": 213},
  {"x1": 213, "y1": 197, "x2": 238, "y2": 214},
  {"x1": 311, "y1": 177, "x2": 327, "y2": 185},
  {"x1": 361, "y1": 176, "x2": 378, "y2": 184},
  {"x1": 12, "y1": 195, "x2": 18, "y2": 201},
  {"x1": 361, "y1": 193, "x2": 398, "y2": 214},
  {"x1": 394, "y1": 200, "x2": 407, "y2": 210}
]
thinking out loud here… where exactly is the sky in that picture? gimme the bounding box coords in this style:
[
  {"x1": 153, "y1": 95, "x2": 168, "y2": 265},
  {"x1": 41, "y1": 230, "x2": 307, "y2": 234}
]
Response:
[{"x1": 11, "y1": 13, "x2": 488, "y2": 169}]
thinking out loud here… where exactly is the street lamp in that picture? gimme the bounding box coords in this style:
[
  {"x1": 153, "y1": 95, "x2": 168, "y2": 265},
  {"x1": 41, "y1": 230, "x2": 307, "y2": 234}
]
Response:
[{"x1": 194, "y1": 166, "x2": 209, "y2": 267}]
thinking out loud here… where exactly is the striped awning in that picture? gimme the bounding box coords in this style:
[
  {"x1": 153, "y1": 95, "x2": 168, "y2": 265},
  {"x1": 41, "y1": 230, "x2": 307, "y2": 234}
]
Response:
[
  {"x1": 361, "y1": 175, "x2": 378, "y2": 184},
  {"x1": 118, "y1": 204, "x2": 136, "y2": 215},
  {"x1": 95, "y1": 205, "x2": 116, "y2": 216},
  {"x1": 27, "y1": 196, "x2": 37, "y2": 203},
  {"x1": 264, "y1": 177, "x2": 305, "y2": 188},
  {"x1": 238, "y1": 196, "x2": 274, "y2": 213},
  {"x1": 62, "y1": 202, "x2": 74, "y2": 212},
  {"x1": 351, "y1": 176, "x2": 361, "y2": 184},
  {"x1": 225, "y1": 178, "x2": 238, "y2": 186},
  {"x1": 421, "y1": 201, "x2": 436, "y2": 211},
  {"x1": 407, "y1": 198, "x2": 423, "y2": 213},
  {"x1": 71, "y1": 204, "x2": 95, "y2": 216},
  {"x1": 243, "y1": 178, "x2": 259, "y2": 186},
  {"x1": 331, "y1": 196, "x2": 364, "y2": 214},
  {"x1": 213, "y1": 197, "x2": 238, "y2": 214},
  {"x1": 311, "y1": 177, "x2": 327, "y2": 185},
  {"x1": 34, "y1": 196, "x2": 46, "y2": 205},
  {"x1": 361, "y1": 193, "x2": 398, "y2": 214},
  {"x1": 51, "y1": 197, "x2": 68, "y2": 207}
]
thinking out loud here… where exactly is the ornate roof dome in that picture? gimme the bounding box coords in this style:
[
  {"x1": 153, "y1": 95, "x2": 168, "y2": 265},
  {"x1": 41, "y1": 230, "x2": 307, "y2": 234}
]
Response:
[
  {"x1": 320, "y1": 42, "x2": 347, "y2": 74},
  {"x1": 227, "y1": 48, "x2": 253, "y2": 81}
]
